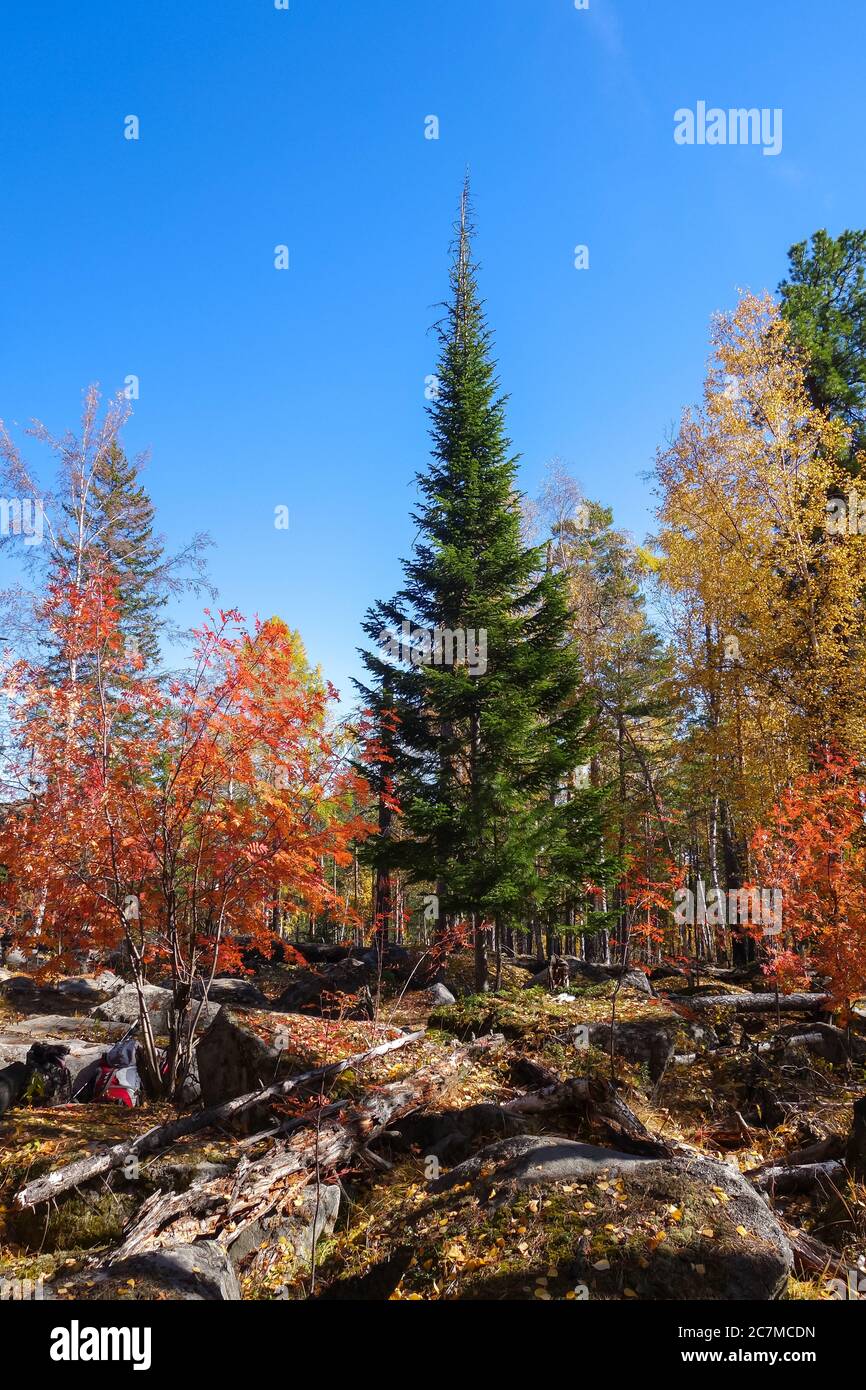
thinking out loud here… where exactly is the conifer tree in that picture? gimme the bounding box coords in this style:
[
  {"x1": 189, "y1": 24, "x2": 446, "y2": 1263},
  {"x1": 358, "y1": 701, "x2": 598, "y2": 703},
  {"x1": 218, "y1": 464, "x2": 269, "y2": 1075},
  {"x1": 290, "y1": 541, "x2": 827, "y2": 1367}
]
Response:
[
  {"x1": 0, "y1": 389, "x2": 212, "y2": 686},
  {"x1": 357, "y1": 184, "x2": 615, "y2": 989},
  {"x1": 779, "y1": 229, "x2": 866, "y2": 467},
  {"x1": 84, "y1": 441, "x2": 167, "y2": 668}
]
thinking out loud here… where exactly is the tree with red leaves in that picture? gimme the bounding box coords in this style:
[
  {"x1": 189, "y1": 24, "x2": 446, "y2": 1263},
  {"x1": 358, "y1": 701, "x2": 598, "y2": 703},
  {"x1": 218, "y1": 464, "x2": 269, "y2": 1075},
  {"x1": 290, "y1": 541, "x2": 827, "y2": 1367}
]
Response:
[
  {"x1": 0, "y1": 571, "x2": 374, "y2": 1093},
  {"x1": 750, "y1": 747, "x2": 866, "y2": 1017}
]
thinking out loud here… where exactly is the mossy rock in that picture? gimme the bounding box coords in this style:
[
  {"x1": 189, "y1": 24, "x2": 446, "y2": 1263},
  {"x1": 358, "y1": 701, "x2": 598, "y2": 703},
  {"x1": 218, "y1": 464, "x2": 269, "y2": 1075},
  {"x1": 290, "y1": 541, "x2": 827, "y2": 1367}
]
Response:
[
  {"x1": 8, "y1": 1184, "x2": 139, "y2": 1253},
  {"x1": 429, "y1": 985, "x2": 610, "y2": 1043},
  {"x1": 313, "y1": 1136, "x2": 793, "y2": 1302}
]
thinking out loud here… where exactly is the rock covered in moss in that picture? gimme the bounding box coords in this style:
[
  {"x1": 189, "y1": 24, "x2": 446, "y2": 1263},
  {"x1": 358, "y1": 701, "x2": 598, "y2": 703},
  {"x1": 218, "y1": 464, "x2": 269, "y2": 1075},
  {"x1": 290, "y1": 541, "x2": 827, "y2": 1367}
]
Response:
[
  {"x1": 524, "y1": 958, "x2": 652, "y2": 996},
  {"x1": 430, "y1": 1134, "x2": 793, "y2": 1301}
]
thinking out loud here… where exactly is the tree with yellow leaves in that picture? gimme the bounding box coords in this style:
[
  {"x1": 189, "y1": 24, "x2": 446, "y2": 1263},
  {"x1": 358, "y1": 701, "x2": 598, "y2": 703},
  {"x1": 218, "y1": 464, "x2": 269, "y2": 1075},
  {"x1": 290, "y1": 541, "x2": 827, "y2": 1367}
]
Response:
[{"x1": 654, "y1": 293, "x2": 866, "y2": 936}]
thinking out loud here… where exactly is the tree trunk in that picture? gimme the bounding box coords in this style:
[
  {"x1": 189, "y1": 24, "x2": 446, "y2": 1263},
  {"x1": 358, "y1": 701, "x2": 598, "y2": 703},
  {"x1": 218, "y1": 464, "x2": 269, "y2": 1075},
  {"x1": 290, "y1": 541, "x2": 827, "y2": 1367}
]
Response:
[
  {"x1": 473, "y1": 911, "x2": 488, "y2": 993},
  {"x1": 15, "y1": 1029, "x2": 423, "y2": 1209}
]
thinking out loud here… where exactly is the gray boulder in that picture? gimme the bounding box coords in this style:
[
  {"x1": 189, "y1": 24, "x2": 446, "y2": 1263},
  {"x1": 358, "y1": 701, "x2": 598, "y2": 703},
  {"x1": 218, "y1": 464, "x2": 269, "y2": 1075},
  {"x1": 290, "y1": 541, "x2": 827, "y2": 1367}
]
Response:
[
  {"x1": 193, "y1": 977, "x2": 268, "y2": 1008},
  {"x1": 584, "y1": 1020, "x2": 677, "y2": 1081},
  {"x1": 2, "y1": 1013, "x2": 113, "y2": 1038},
  {"x1": 57, "y1": 972, "x2": 125, "y2": 1001},
  {"x1": 395, "y1": 1102, "x2": 524, "y2": 1164},
  {"x1": 91, "y1": 983, "x2": 219, "y2": 1034},
  {"x1": 0, "y1": 1038, "x2": 104, "y2": 1088},
  {"x1": 0, "y1": 1014, "x2": 129, "y2": 1087},
  {"x1": 106, "y1": 1241, "x2": 240, "y2": 1300},
  {"x1": 196, "y1": 1007, "x2": 299, "y2": 1120},
  {"x1": 293, "y1": 941, "x2": 352, "y2": 965},
  {"x1": 433, "y1": 1135, "x2": 660, "y2": 1191},
  {"x1": 0, "y1": 1024, "x2": 108, "y2": 1089},
  {"x1": 91, "y1": 982, "x2": 172, "y2": 1031},
  {"x1": 177, "y1": 1051, "x2": 202, "y2": 1105},
  {"x1": 0, "y1": 975, "x2": 41, "y2": 997},
  {"x1": 431, "y1": 1134, "x2": 793, "y2": 1301},
  {"x1": 274, "y1": 957, "x2": 375, "y2": 1015},
  {"x1": 425, "y1": 982, "x2": 456, "y2": 1007}
]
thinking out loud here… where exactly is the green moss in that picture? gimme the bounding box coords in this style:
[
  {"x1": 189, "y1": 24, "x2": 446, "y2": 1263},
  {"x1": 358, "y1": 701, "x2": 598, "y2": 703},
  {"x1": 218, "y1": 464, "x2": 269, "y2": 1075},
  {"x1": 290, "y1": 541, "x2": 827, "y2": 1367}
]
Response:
[
  {"x1": 429, "y1": 983, "x2": 612, "y2": 1043},
  {"x1": 8, "y1": 1186, "x2": 139, "y2": 1253}
]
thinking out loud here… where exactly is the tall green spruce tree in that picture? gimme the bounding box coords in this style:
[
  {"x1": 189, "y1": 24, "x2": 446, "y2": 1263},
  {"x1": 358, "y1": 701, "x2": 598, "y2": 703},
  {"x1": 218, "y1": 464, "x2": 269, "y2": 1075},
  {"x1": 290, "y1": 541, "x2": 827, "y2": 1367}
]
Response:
[{"x1": 357, "y1": 185, "x2": 615, "y2": 990}]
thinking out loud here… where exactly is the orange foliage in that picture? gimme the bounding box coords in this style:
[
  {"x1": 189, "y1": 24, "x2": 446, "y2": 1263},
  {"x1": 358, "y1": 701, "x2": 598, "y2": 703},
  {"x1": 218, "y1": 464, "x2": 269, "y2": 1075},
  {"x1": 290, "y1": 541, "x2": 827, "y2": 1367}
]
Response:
[
  {"x1": 751, "y1": 746, "x2": 866, "y2": 1014},
  {"x1": 0, "y1": 571, "x2": 375, "y2": 1087}
]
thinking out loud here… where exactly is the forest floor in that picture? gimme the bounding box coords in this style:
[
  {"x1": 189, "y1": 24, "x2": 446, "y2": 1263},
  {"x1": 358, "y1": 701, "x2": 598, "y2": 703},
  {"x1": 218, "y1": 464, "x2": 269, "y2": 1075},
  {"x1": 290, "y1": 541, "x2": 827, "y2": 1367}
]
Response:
[{"x1": 1, "y1": 951, "x2": 864, "y2": 1301}]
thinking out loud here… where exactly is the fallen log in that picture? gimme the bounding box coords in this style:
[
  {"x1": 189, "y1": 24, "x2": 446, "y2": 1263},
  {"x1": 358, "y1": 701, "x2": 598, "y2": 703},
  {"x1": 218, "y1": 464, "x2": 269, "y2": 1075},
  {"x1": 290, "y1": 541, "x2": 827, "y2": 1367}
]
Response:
[
  {"x1": 747, "y1": 1135, "x2": 844, "y2": 1173},
  {"x1": 749, "y1": 1095, "x2": 866, "y2": 1193},
  {"x1": 779, "y1": 1219, "x2": 849, "y2": 1282},
  {"x1": 106, "y1": 1045, "x2": 467, "y2": 1263},
  {"x1": 15, "y1": 1028, "x2": 424, "y2": 1209},
  {"x1": 773, "y1": 1022, "x2": 866, "y2": 1064},
  {"x1": 502, "y1": 1076, "x2": 676, "y2": 1157},
  {"x1": 668, "y1": 992, "x2": 829, "y2": 1015},
  {"x1": 501, "y1": 1076, "x2": 592, "y2": 1114},
  {"x1": 753, "y1": 1159, "x2": 845, "y2": 1196}
]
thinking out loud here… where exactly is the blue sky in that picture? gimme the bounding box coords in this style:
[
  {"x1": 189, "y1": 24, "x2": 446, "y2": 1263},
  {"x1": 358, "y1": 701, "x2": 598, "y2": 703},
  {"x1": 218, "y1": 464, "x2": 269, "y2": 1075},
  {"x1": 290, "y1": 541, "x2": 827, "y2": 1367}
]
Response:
[{"x1": 1, "y1": 0, "x2": 864, "y2": 701}]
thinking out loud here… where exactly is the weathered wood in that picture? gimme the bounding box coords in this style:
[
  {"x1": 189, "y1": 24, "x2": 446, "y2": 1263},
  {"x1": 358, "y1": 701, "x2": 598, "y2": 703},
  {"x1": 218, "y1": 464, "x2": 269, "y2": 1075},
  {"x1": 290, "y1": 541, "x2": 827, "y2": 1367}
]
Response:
[
  {"x1": 501, "y1": 1076, "x2": 592, "y2": 1113},
  {"x1": 747, "y1": 1135, "x2": 844, "y2": 1173},
  {"x1": 502, "y1": 1077, "x2": 676, "y2": 1156},
  {"x1": 107, "y1": 1046, "x2": 467, "y2": 1263},
  {"x1": 773, "y1": 1023, "x2": 866, "y2": 1063},
  {"x1": 753, "y1": 1159, "x2": 845, "y2": 1196},
  {"x1": 779, "y1": 1219, "x2": 849, "y2": 1281},
  {"x1": 15, "y1": 1028, "x2": 424, "y2": 1209},
  {"x1": 668, "y1": 992, "x2": 829, "y2": 1015},
  {"x1": 749, "y1": 1096, "x2": 865, "y2": 1192}
]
